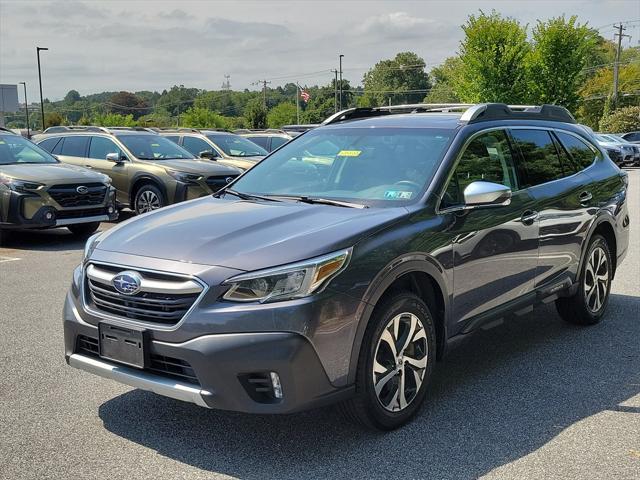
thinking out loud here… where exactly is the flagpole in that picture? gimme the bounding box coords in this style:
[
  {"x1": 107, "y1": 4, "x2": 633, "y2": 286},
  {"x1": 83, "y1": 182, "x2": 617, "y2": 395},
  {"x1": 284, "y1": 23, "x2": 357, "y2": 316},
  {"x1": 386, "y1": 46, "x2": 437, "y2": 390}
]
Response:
[{"x1": 296, "y1": 82, "x2": 300, "y2": 124}]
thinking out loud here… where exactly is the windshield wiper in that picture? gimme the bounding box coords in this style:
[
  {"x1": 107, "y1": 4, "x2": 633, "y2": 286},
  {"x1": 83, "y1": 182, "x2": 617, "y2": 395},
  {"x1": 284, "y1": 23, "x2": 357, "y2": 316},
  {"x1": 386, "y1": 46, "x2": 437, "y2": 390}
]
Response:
[
  {"x1": 290, "y1": 196, "x2": 368, "y2": 209},
  {"x1": 221, "y1": 189, "x2": 281, "y2": 202}
]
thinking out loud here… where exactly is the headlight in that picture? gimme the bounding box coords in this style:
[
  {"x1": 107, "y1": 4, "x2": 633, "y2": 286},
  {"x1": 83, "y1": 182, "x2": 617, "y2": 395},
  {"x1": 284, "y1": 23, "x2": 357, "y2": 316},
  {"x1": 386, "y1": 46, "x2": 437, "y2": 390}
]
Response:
[
  {"x1": 167, "y1": 170, "x2": 203, "y2": 183},
  {"x1": 0, "y1": 176, "x2": 44, "y2": 192},
  {"x1": 83, "y1": 232, "x2": 102, "y2": 262},
  {"x1": 222, "y1": 248, "x2": 352, "y2": 303}
]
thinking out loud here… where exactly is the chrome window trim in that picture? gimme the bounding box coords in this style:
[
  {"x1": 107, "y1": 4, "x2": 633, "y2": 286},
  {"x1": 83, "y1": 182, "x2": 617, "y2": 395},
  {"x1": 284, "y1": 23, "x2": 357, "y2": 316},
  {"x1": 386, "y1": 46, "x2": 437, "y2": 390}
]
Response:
[
  {"x1": 81, "y1": 260, "x2": 209, "y2": 332},
  {"x1": 434, "y1": 125, "x2": 600, "y2": 214}
]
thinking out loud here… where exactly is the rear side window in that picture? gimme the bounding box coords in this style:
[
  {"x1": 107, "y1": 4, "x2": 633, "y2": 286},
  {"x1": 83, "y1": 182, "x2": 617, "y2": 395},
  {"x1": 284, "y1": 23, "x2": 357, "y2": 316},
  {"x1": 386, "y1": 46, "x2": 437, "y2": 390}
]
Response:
[
  {"x1": 38, "y1": 137, "x2": 61, "y2": 152},
  {"x1": 247, "y1": 136, "x2": 269, "y2": 149},
  {"x1": 163, "y1": 135, "x2": 180, "y2": 143},
  {"x1": 555, "y1": 132, "x2": 597, "y2": 170},
  {"x1": 89, "y1": 136, "x2": 123, "y2": 160},
  {"x1": 183, "y1": 136, "x2": 214, "y2": 156},
  {"x1": 270, "y1": 136, "x2": 289, "y2": 150},
  {"x1": 511, "y1": 129, "x2": 569, "y2": 187},
  {"x1": 444, "y1": 130, "x2": 520, "y2": 206},
  {"x1": 59, "y1": 136, "x2": 89, "y2": 157}
]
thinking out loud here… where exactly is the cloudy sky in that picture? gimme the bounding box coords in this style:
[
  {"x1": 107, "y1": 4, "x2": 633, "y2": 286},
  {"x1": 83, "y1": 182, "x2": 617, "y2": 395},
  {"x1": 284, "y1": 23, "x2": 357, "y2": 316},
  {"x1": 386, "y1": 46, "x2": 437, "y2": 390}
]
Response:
[{"x1": 1, "y1": 0, "x2": 638, "y2": 101}]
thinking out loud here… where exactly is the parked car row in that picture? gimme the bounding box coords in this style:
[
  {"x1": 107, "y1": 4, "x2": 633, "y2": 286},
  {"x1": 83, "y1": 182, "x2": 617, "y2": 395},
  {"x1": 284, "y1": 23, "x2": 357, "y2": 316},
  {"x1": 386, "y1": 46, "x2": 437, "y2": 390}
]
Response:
[{"x1": 594, "y1": 132, "x2": 640, "y2": 167}]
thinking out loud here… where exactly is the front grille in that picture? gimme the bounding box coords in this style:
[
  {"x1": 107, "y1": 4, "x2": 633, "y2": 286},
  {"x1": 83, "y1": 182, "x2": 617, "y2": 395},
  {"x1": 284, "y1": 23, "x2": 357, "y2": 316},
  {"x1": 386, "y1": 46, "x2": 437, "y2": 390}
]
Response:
[
  {"x1": 75, "y1": 335, "x2": 200, "y2": 385},
  {"x1": 49, "y1": 183, "x2": 107, "y2": 207},
  {"x1": 207, "y1": 175, "x2": 237, "y2": 192},
  {"x1": 56, "y1": 207, "x2": 107, "y2": 219},
  {"x1": 85, "y1": 263, "x2": 203, "y2": 326}
]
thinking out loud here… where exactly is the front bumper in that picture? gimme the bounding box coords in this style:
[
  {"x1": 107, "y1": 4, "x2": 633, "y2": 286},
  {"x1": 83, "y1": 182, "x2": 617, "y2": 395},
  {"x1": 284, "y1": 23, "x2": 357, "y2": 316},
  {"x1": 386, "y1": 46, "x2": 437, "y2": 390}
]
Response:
[
  {"x1": 0, "y1": 186, "x2": 117, "y2": 229},
  {"x1": 64, "y1": 293, "x2": 354, "y2": 414}
]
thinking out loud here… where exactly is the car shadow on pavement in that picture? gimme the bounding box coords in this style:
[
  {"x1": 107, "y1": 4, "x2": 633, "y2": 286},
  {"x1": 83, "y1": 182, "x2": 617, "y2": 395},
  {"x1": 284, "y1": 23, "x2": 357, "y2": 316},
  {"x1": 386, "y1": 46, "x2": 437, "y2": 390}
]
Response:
[
  {"x1": 98, "y1": 294, "x2": 640, "y2": 480},
  {"x1": 0, "y1": 211, "x2": 134, "y2": 252}
]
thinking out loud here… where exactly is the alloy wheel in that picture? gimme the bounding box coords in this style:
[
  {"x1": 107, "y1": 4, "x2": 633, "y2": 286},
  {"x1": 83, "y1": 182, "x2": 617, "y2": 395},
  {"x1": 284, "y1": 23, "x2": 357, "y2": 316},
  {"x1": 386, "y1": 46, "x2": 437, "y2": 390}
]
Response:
[
  {"x1": 584, "y1": 246, "x2": 609, "y2": 313},
  {"x1": 372, "y1": 312, "x2": 428, "y2": 412},
  {"x1": 137, "y1": 190, "x2": 161, "y2": 214}
]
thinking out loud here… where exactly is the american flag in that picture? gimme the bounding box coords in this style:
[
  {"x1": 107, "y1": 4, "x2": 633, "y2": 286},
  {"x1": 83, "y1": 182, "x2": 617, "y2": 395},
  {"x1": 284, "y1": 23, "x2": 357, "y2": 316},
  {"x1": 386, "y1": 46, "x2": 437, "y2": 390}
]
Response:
[{"x1": 299, "y1": 88, "x2": 310, "y2": 103}]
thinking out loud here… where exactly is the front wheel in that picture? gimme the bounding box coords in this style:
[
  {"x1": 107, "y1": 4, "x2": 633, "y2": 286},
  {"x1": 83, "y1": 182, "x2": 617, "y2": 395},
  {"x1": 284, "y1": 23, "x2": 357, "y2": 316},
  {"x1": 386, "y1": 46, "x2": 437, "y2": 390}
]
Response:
[
  {"x1": 67, "y1": 222, "x2": 100, "y2": 236},
  {"x1": 556, "y1": 234, "x2": 612, "y2": 325},
  {"x1": 134, "y1": 184, "x2": 165, "y2": 215},
  {"x1": 341, "y1": 292, "x2": 436, "y2": 430}
]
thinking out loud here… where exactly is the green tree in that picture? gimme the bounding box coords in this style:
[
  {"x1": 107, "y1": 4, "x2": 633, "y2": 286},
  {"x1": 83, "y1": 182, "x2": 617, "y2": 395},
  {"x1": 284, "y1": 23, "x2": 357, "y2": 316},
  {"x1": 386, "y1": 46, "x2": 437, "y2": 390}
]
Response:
[
  {"x1": 156, "y1": 85, "x2": 200, "y2": 117},
  {"x1": 362, "y1": 52, "x2": 431, "y2": 106},
  {"x1": 64, "y1": 90, "x2": 81, "y2": 103},
  {"x1": 93, "y1": 113, "x2": 137, "y2": 127},
  {"x1": 599, "y1": 105, "x2": 640, "y2": 132},
  {"x1": 424, "y1": 57, "x2": 462, "y2": 103},
  {"x1": 458, "y1": 11, "x2": 530, "y2": 103},
  {"x1": 44, "y1": 112, "x2": 64, "y2": 128},
  {"x1": 180, "y1": 106, "x2": 230, "y2": 129},
  {"x1": 577, "y1": 62, "x2": 640, "y2": 128},
  {"x1": 108, "y1": 91, "x2": 149, "y2": 119},
  {"x1": 267, "y1": 102, "x2": 297, "y2": 128},
  {"x1": 244, "y1": 99, "x2": 268, "y2": 128},
  {"x1": 527, "y1": 16, "x2": 598, "y2": 111}
]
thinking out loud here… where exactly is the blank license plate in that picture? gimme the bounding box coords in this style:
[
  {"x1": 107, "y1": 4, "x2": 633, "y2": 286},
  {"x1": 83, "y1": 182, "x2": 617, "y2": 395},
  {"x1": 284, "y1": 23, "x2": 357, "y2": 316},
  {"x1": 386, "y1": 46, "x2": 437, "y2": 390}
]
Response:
[{"x1": 98, "y1": 323, "x2": 147, "y2": 369}]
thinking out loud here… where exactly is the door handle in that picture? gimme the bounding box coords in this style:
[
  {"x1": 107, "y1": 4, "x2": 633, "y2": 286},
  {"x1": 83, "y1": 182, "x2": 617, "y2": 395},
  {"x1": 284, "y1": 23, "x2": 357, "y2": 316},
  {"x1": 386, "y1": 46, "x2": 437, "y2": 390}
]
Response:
[
  {"x1": 579, "y1": 191, "x2": 592, "y2": 204},
  {"x1": 84, "y1": 165, "x2": 93, "y2": 169},
  {"x1": 520, "y1": 210, "x2": 539, "y2": 225}
]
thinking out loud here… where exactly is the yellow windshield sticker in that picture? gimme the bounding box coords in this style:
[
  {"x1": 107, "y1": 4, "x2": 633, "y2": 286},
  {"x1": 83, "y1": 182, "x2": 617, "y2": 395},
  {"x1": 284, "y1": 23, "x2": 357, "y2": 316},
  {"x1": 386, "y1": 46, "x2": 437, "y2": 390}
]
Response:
[
  {"x1": 0, "y1": 140, "x2": 5, "y2": 144},
  {"x1": 151, "y1": 143, "x2": 160, "y2": 147},
  {"x1": 338, "y1": 150, "x2": 361, "y2": 157}
]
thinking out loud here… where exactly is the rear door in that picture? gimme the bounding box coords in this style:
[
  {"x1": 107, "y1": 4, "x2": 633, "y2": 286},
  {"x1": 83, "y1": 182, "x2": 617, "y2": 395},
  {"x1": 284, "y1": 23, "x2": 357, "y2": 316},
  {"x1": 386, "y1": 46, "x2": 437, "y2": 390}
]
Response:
[
  {"x1": 510, "y1": 128, "x2": 593, "y2": 288},
  {"x1": 55, "y1": 135, "x2": 90, "y2": 168},
  {"x1": 444, "y1": 129, "x2": 540, "y2": 326}
]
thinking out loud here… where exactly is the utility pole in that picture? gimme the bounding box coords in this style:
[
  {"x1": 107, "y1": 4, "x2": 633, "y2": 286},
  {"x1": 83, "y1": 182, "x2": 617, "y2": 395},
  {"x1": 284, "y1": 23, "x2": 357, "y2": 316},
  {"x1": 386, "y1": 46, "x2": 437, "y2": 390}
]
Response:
[
  {"x1": 331, "y1": 69, "x2": 338, "y2": 113},
  {"x1": 338, "y1": 54, "x2": 344, "y2": 110},
  {"x1": 252, "y1": 80, "x2": 271, "y2": 108},
  {"x1": 222, "y1": 74, "x2": 231, "y2": 91},
  {"x1": 613, "y1": 23, "x2": 631, "y2": 107},
  {"x1": 19, "y1": 82, "x2": 30, "y2": 138},
  {"x1": 36, "y1": 46, "x2": 48, "y2": 131},
  {"x1": 296, "y1": 83, "x2": 300, "y2": 124}
]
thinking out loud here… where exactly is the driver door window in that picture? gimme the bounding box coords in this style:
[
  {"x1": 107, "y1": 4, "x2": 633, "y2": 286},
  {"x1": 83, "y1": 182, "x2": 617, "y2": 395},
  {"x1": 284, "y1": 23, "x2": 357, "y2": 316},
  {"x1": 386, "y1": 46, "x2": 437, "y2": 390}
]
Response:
[{"x1": 444, "y1": 130, "x2": 520, "y2": 206}]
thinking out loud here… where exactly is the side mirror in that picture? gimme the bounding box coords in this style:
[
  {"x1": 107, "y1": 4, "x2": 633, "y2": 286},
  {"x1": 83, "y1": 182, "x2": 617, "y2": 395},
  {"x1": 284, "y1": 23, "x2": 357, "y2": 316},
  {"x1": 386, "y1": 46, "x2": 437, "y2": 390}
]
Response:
[
  {"x1": 106, "y1": 152, "x2": 125, "y2": 163},
  {"x1": 463, "y1": 181, "x2": 511, "y2": 207},
  {"x1": 199, "y1": 150, "x2": 217, "y2": 160}
]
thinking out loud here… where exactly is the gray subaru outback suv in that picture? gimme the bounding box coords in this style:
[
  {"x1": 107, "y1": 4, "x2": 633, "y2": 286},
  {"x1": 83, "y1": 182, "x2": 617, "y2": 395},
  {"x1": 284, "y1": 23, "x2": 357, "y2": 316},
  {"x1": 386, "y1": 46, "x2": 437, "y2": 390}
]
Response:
[{"x1": 64, "y1": 103, "x2": 629, "y2": 430}]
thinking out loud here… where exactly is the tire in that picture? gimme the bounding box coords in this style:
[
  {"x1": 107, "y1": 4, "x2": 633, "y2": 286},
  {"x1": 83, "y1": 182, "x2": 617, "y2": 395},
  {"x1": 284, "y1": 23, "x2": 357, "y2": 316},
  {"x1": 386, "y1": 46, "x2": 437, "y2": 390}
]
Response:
[
  {"x1": 556, "y1": 234, "x2": 613, "y2": 325},
  {"x1": 341, "y1": 291, "x2": 436, "y2": 430},
  {"x1": 67, "y1": 222, "x2": 100, "y2": 236},
  {"x1": 134, "y1": 184, "x2": 165, "y2": 215}
]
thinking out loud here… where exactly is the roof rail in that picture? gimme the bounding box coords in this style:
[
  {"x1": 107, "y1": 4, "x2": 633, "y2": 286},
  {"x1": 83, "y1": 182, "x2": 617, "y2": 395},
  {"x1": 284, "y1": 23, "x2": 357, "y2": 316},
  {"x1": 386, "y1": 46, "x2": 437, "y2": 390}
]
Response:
[
  {"x1": 459, "y1": 104, "x2": 576, "y2": 124},
  {"x1": 322, "y1": 103, "x2": 576, "y2": 126},
  {"x1": 42, "y1": 125, "x2": 110, "y2": 134},
  {"x1": 107, "y1": 126, "x2": 157, "y2": 133},
  {"x1": 151, "y1": 127, "x2": 201, "y2": 133},
  {"x1": 281, "y1": 124, "x2": 319, "y2": 132},
  {"x1": 233, "y1": 128, "x2": 287, "y2": 135}
]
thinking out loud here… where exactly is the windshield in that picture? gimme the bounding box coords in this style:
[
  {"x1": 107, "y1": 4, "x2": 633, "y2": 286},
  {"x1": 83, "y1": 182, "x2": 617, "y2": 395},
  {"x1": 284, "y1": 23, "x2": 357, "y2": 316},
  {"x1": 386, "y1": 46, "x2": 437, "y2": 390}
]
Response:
[
  {"x1": 0, "y1": 135, "x2": 58, "y2": 165},
  {"x1": 117, "y1": 134, "x2": 195, "y2": 160},
  {"x1": 596, "y1": 134, "x2": 617, "y2": 143},
  {"x1": 207, "y1": 134, "x2": 268, "y2": 157},
  {"x1": 231, "y1": 127, "x2": 454, "y2": 207}
]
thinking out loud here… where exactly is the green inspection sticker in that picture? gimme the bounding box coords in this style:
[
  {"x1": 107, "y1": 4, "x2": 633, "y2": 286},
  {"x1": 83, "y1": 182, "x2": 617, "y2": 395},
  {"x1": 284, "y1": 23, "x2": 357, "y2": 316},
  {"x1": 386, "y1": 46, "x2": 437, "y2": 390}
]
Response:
[{"x1": 384, "y1": 190, "x2": 413, "y2": 200}]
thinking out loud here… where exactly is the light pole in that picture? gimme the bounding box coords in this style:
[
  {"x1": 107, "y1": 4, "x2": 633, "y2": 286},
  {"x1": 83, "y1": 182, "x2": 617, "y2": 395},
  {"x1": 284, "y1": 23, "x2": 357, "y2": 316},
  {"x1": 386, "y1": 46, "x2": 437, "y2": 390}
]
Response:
[
  {"x1": 339, "y1": 54, "x2": 344, "y2": 110},
  {"x1": 37, "y1": 47, "x2": 48, "y2": 131},
  {"x1": 19, "y1": 82, "x2": 30, "y2": 138}
]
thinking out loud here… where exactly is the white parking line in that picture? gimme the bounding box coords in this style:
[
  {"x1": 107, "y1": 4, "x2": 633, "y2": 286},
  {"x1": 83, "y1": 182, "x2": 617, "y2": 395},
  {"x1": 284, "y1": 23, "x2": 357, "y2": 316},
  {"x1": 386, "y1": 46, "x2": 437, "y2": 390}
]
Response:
[{"x1": 0, "y1": 256, "x2": 21, "y2": 263}]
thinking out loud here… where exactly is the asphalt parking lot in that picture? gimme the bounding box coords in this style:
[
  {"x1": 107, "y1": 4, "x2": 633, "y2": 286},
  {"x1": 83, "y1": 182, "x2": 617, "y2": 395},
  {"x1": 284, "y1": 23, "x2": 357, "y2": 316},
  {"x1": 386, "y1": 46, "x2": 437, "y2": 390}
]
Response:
[{"x1": 1, "y1": 170, "x2": 638, "y2": 480}]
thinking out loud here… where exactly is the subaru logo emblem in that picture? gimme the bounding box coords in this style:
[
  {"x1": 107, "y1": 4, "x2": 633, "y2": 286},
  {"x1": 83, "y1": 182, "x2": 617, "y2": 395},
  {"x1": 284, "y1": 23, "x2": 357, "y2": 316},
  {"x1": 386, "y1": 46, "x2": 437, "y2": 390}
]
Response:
[
  {"x1": 76, "y1": 186, "x2": 89, "y2": 194},
  {"x1": 225, "y1": 177, "x2": 233, "y2": 184},
  {"x1": 112, "y1": 271, "x2": 142, "y2": 295}
]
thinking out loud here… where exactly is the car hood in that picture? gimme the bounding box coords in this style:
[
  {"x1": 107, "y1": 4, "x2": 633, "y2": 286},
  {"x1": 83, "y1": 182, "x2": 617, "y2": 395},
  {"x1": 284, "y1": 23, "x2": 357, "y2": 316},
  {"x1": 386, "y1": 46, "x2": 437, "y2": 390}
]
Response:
[
  {"x1": 0, "y1": 162, "x2": 108, "y2": 184},
  {"x1": 152, "y1": 158, "x2": 241, "y2": 176},
  {"x1": 96, "y1": 196, "x2": 407, "y2": 271}
]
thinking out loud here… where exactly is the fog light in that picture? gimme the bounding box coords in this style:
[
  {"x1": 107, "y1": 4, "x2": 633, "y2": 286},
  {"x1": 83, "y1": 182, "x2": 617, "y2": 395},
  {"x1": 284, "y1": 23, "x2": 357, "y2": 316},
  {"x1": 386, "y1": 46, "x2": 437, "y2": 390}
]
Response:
[
  {"x1": 44, "y1": 211, "x2": 55, "y2": 221},
  {"x1": 108, "y1": 205, "x2": 114, "y2": 214},
  {"x1": 270, "y1": 372, "x2": 283, "y2": 399}
]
